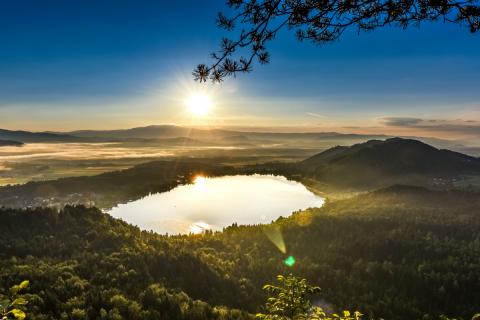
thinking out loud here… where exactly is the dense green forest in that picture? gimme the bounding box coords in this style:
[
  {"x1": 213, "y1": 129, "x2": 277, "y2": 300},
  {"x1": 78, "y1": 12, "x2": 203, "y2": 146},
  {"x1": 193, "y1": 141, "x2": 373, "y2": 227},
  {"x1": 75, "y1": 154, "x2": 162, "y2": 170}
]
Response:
[{"x1": 1, "y1": 185, "x2": 479, "y2": 319}]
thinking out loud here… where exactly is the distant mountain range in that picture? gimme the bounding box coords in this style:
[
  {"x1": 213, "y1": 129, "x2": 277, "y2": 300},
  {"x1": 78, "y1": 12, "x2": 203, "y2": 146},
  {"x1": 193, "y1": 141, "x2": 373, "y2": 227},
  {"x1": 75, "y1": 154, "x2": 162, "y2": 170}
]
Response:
[
  {"x1": 0, "y1": 129, "x2": 80, "y2": 143},
  {"x1": 62, "y1": 125, "x2": 388, "y2": 141},
  {"x1": 0, "y1": 125, "x2": 389, "y2": 147},
  {"x1": 1, "y1": 125, "x2": 477, "y2": 159},
  {"x1": 65, "y1": 125, "x2": 212, "y2": 139},
  {"x1": 0, "y1": 139, "x2": 24, "y2": 147},
  {"x1": 298, "y1": 138, "x2": 480, "y2": 187}
]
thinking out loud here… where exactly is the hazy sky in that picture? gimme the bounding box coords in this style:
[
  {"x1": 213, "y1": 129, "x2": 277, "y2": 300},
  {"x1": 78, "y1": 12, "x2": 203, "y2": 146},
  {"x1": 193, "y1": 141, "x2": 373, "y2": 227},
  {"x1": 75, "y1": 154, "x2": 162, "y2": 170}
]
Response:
[{"x1": 1, "y1": 0, "x2": 480, "y2": 140}]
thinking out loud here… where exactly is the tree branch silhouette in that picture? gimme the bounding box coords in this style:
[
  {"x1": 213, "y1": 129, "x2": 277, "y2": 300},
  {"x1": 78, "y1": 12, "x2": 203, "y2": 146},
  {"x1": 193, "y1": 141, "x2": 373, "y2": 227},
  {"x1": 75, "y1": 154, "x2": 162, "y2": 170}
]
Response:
[{"x1": 193, "y1": 0, "x2": 480, "y2": 82}]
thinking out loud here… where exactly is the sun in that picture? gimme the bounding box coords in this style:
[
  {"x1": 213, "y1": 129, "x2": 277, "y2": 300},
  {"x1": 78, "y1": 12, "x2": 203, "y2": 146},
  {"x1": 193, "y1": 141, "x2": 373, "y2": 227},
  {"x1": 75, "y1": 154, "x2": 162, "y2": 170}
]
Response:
[{"x1": 186, "y1": 92, "x2": 212, "y2": 116}]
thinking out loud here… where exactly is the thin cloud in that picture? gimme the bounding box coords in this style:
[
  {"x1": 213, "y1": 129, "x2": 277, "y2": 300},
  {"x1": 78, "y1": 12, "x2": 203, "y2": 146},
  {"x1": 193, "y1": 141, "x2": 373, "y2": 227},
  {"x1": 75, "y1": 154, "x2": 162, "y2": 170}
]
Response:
[
  {"x1": 382, "y1": 117, "x2": 423, "y2": 126},
  {"x1": 380, "y1": 117, "x2": 480, "y2": 136},
  {"x1": 306, "y1": 112, "x2": 325, "y2": 118}
]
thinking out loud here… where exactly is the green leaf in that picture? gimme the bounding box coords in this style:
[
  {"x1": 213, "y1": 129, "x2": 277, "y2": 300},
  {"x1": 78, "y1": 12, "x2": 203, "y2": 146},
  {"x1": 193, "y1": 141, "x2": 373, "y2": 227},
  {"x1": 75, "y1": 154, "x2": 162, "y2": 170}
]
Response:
[
  {"x1": 10, "y1": 285, "x2": 20, "y2": 296},
  {"x1": 8, "y1": 309, "x2": 26, "y2": 320},
  {"x1": 18, "y1": 281, "x2": 29, "y2": 290},
  {"x1": 0, "y1": 297, "x2": 10, "y2": 308},
  {"x1": 10, "y1": 298, "x2": 27, "y2": 307}
]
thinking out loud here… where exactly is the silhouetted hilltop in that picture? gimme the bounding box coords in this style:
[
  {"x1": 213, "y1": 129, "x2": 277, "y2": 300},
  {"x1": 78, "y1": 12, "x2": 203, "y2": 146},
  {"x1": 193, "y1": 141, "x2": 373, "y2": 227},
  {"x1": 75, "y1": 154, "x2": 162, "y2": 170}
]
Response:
[
  {"x1": 299, "y1": 138, "x2": 480, "y2": 187},
  {"x1": 0, "y1": 129, "x2": 80, "y2": 143},
  {"x1": 68, "y1": 125, "x2": 195, "y2": 139},
  {"x1": 65, "y1": 125, "x2": 234, "y2": 140},
  {"x1": 0, "y1": 139, "x2": 23, "y2": 146},
  {"x1": 66, "y1": 125, "x2": 388, "y2": 141}
]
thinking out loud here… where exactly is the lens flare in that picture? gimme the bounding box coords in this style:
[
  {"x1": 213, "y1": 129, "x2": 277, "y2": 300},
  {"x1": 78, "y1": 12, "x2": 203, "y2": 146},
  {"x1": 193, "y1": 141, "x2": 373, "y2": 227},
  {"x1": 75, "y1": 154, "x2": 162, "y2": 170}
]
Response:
[
  {"x1": 284, "y1": 256, "x2": 296, "y2": 267},
  {"x1": 263, "y1": 224, "x2": 286, "y2": 254}
]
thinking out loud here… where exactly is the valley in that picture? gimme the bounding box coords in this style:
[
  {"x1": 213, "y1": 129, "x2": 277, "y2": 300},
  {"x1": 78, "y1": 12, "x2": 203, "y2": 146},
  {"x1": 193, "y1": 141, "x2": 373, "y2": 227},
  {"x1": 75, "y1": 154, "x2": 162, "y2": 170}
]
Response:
[
  {"x1": 2, "y1": 125, "x2": 479, "y2": 186},
  {"x1": 2, "y1": 137, "x2": 479, "y2": 210},
  {"x1": 1, "y1": 130, "x2": 480, "y2": 320}
]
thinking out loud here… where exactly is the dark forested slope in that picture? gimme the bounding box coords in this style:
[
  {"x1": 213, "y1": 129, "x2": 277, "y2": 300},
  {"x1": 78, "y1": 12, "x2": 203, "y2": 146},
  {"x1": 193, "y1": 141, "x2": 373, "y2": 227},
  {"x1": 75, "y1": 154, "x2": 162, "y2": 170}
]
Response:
[{"x1": 298, "y1": 138, "x2": 480, "y2": 187}]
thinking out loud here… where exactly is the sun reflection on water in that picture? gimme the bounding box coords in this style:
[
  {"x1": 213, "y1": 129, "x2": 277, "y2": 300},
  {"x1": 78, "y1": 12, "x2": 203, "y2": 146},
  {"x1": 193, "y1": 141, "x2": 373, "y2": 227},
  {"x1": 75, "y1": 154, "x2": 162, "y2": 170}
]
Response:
[
  {"x1": 193, "y1": 175, "x2": 208, "y2": 189},
  {"x1": 109, "y1": 175, "x2": 325, "y2": 235}
]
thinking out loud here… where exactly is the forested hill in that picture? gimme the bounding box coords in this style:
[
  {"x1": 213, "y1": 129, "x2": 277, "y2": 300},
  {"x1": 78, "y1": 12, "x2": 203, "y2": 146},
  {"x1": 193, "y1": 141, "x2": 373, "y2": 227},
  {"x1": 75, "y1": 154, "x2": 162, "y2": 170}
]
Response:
[
  {"x1": 1, "y1": 186, "x2": 479, "y2": 320},
  {"x1": 298, "y1": 138, "x2": 480, "y2": 187}
]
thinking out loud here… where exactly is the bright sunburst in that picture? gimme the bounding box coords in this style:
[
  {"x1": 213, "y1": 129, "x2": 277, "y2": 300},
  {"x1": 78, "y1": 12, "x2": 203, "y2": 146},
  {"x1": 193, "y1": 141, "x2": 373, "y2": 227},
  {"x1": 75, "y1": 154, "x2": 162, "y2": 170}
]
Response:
[{"x1": 186, "y1": 92, "x2": 211, "y2": 116}]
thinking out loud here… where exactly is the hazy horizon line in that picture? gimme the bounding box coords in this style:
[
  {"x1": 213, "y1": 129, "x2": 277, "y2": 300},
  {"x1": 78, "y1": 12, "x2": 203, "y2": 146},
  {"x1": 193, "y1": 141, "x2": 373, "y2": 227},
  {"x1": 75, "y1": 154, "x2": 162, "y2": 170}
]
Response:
[{"x1": 0, "y1": 123, "x2": 469, "y2": 144}]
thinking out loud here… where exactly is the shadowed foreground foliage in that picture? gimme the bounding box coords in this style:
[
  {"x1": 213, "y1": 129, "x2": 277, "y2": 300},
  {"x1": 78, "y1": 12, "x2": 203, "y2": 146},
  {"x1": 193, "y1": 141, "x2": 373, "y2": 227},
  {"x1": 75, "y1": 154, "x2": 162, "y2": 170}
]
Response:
[
  {"x1": 0, "y1": 281, "x2": 29, "y2": 320},
  {"x1": 256, "y1": 275, "x2": 479, "y2": 320},
  {"x1": 6, "y1": 276, "x2": 478, "y2": 320}
]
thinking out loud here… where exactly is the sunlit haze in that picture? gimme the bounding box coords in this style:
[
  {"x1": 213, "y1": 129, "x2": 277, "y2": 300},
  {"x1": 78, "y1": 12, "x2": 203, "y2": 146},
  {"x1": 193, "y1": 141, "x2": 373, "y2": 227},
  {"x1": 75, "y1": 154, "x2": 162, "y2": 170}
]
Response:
[{"x1": 1, "y1": 0, "x2": 479, "y2": 141}]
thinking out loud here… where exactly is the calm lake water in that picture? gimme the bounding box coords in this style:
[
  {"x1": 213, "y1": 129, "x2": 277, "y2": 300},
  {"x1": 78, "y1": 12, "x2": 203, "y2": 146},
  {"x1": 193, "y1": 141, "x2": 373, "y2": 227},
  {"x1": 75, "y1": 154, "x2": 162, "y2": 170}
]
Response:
[{"x1": 108, "y1": 174, "x2": 325, "y2": 234}]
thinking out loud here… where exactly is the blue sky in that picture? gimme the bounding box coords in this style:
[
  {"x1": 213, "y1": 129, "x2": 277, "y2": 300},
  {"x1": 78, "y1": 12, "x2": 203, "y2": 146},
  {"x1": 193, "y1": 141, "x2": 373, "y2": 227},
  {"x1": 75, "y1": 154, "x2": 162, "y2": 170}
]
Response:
[{"x1": 1, "y1": 0, "x2": 479, "y2": 139}]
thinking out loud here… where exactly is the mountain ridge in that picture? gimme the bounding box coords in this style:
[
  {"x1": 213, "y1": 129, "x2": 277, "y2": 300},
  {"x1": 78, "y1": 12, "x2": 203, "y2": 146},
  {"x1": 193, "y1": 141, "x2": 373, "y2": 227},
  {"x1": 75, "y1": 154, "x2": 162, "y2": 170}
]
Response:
[
  {"x1": 0, "y1": 129, "x2": 81, "y2": 143},
  {"x1": 298, "y1": 137, "x2": 480, "y2": 187}
]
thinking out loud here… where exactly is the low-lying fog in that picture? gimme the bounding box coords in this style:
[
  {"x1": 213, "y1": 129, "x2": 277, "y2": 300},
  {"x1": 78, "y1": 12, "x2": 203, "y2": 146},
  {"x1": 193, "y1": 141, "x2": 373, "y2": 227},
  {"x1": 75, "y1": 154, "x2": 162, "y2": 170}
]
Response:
[{"x1": 0, "y1": 142, "x2": 316, "y2": 185}]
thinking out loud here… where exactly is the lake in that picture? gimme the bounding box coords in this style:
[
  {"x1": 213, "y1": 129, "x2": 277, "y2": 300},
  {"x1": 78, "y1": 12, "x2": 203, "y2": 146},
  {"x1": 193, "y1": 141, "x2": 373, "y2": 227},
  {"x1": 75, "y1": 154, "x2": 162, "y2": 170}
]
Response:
[{"x1": 108, "y1": 174, "x2": 325, "y2": 234}]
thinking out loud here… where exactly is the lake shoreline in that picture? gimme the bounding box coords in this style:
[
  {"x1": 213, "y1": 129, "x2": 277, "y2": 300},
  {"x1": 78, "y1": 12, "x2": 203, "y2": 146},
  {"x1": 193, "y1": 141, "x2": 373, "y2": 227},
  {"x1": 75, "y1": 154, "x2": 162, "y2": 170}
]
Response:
[{"x1": 108, "y1": 174, "x2": 325, "y2": 235}]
